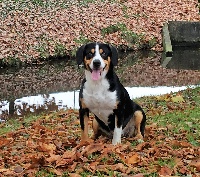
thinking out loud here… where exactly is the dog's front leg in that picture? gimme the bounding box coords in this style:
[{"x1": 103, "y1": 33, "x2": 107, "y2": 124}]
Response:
[
  {"x1": 112, "y1": 116, "x2": 123, "y2": 145},
  {"x1": 79, "y1": 108, "x2": 89, "y2": 142}
]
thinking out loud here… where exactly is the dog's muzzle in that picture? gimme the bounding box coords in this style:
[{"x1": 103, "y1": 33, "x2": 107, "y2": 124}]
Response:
[
  {"x1": 93, "y1": 59, "x2": 101, "y2": 69},
  {"x1": 91, "y1": 59, "x2": 102, "y2": 81}
]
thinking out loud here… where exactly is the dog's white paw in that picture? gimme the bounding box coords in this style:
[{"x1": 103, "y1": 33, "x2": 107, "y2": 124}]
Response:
[
  {"x1": 112, "y1": 126, "x2": 122, "y2": 145},
  {"x1": 112, "y1": 138, "x2": 121, "y2": 145}
]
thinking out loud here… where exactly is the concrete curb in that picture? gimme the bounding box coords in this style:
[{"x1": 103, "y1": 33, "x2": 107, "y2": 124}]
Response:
[
  {"x1": 162, "y1": 22, "x2": 173, "y2": 57},
  {"x1": 162, "y1": 21, "x2": 200, "y2": 70}
]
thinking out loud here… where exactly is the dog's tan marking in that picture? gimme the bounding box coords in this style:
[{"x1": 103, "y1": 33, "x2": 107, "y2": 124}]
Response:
[
  {"x1": 81, "y1": 115, "x2": 89, "y2": 141},
  {"x1": 91, "y1": 118, "x2": 100, "y2": 139},
  {"x1": 103, "y1": 56, "x2": 111, "y2": 71},
  {"x1": 115, "y1": 101, "x2": 119, "y2": 109},
  {"x1": 99, "y1": 49, "x2": 103, "y2": 54},
  {"x1": 134, "y1": 111, "x2": 143, "y2": 139},
  {"x1": 84, "y1": 57, "x2": 92, "y2": 71},
  {"x1": 80, "y1": 98, "x2": 87, "y2": 109},
  {"x1": 91, "y1": 48, "x2": 95, "y2": 54}
]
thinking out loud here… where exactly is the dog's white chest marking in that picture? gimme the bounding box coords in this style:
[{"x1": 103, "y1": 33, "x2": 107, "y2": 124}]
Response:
[{"x1": 83, "y1": 75, "x2": 117, "y2": 125}]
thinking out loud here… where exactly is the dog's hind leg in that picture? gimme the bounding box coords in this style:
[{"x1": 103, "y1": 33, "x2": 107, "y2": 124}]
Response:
[
  {"x1": 134, "y1": 111, "x2": 144, "y2": 140},
  {"x1": 80, "y1": 112, "x2": 89, "y2": 141},
  {"x1": 91, "y1": 117, "x2": 101, "y2": 139},
  {"x1": 79, "y1": 104, "x2": 90, "y2": 142}
]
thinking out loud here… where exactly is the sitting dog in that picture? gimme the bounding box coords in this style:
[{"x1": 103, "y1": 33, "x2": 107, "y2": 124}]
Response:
[{"x1": 76, "y1": 42, "x2": 146, "y2": 145}]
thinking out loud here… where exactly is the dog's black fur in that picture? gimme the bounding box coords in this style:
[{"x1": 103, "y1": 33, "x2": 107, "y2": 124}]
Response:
[{"x1": 76, "y1": 42, "x2": 146, "y2": 145}]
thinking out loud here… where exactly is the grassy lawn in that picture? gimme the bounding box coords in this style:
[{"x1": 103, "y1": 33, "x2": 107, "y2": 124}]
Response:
[{"x1": 135, "y1": 86, "x2": 200, "y2": 147}]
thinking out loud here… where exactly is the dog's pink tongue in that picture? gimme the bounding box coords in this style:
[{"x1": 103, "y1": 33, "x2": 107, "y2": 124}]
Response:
[{"x1": 91, "y1": 70, "x2": 101, "y2": 80}]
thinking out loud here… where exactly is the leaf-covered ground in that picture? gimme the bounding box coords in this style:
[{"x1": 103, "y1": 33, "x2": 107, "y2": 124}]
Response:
[
  {"x1": 0, "y1": 0, "x2": 199, "y2": 63},
  {"x1": 0, "y1": 87, "x2": 199, "y2": 176}
]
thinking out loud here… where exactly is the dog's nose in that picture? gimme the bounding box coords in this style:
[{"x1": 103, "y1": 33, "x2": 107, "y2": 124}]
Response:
[{"x1": 93, "y1": 59, "x2": 101, "y2": 68}]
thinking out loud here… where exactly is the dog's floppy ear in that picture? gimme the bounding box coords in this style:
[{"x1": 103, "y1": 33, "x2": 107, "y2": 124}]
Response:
[
  {"x1": 76, "y1": 44, "x2": 86, "y2": 65},
  {"x1": 109, "y1": 44, "x2": 118, "y2": 66}
]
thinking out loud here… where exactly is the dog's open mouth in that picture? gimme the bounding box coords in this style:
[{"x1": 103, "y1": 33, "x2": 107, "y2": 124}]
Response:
[
  {"x1": 90, "y1": 64, "x2": 106, "y2": 81},
  {"x1": 91, "y1": 69, "x2": 101, "y2": 80}
]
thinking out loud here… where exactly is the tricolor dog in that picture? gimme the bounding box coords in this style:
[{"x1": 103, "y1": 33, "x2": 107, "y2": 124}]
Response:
[{"x1": 76, "y1": 42, "x2": 146, "y2": 145}]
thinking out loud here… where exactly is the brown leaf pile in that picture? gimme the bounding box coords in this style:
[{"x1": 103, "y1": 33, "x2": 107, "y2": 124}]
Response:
[
  {"x1": 0, "y1": 107, "x2": 199, "y2": 176},
  {"x1": 0, "y1": 0, "x2": 199, "y2": 62}
]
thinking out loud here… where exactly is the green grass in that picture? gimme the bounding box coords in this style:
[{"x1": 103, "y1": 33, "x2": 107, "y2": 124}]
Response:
[
  {"x1": 101, "y1": 23, "x2": 156, "y2": 49},
  {"x1": 139, "y1": 86, "x2": 200, "y2": 146},
  {"x1": 156, "y1": 158, "x2": 176, "y2": 168},
  {"x1": 36, "y1": 169, "x2": 69, "y2": 177},
  {"x1": 154, "y1": 107, "x2": 199, "y2": 129},
  {"x1": 0, "y1": 113, "x2": 44, "y2": 135},
  {"x1": 144, "y1": 172, "x2": 158, "y2": 177},
  {"x1": 0, "y1": 56, "x2": 22, "y2": 67},
  {"x1": 54, "y1": 42, "x2": 67, "y2": 57},
  {"x1": 36, "y1": 169, "x2": 57, "y2": 177},
  {"x1": 71, "y1": 33, "x2": 91, "y2": 56},
  {"x1": 88, "y1": 153, "x2": 99, "y2": 160},
  {"x1": 101, "y1": 23, "x2": 127, "y2": 37},
  {"x1": 101, "y1": 157, "x2": 109, "y2": 163}
]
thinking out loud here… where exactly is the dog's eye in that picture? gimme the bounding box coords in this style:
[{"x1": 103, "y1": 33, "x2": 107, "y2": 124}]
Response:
[
  {"x1": 101, "y1": 52, "x2": 106, "y2": 57},
  {"x1": 87, "y1": 52, "x2": 93, "y2": 58}
]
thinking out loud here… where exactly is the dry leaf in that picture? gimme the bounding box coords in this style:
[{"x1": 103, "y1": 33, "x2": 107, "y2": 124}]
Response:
[
  {"x1": 133, "y1": 174, "x2": 144, "y2": 177},
  {"x1": 46, "y1": 153, "x2": 61, "y2": 163},
  {"x1": 13, "y1": 166, "x2": 23, "y2": 173},
  {"x1": 190, "y1": 158, "x2": 200, "y2": 172},
  {"x1": 37, "y1": 142, "x2": 56, "y2": 153},
  {"x1": 159, "y1": 166, "x2": 172, "y2": 176},
  {"x1": 69, "y1": 173, "x2": 82, "y2": 177},
  {"x1": 82, "y1": 143, "x2": 104, "y2": 156},
  {"x1": 126, "y1": 153, "x2": 140, "y2": 164},
  {"x1": 171, "y1": 95, "x2": 185, "y2": 103}
]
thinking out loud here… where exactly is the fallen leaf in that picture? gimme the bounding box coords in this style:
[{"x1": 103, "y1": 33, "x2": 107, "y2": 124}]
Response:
[
  {"x1": 14, "y1": 166, "x2": 23, "y2": 173},
  {"x1": 190, "y1": 158, "x2": 200, "y2": 172},
  {"x1": 133, "y1": 174, "x2": 144, "y2": 177},
  {"x1": 159, "y1": 166, "x2": 172, "y2": 176},
  {"x1": 46, "y1": 153, "x2": 61, "y2": 163},
  {"x1": 136, "y1": 142, "x2": 151, "y2": 151},
  {"x1": 82, "y1": 143, "x2": 104, "y2": 156},
  {"x1": 171, "y1": 140, "x2": 192, "y2": 148},
  {"x1": 126, "y1": 153, "x2": 140, "y2": 164},
  {"x1": 28, "y1": 156, "x2": 45, "y2": 169},
  {"x1": 179, "y1": 166, "x2": 188, "y2": 174},
  {"x1": 0, "y1": 168, "x2": 11, "y2": 173},
  {"x1": 62, "y1": 150, "x2": 76, "y2": 159},
  {"x1": 0, "y1": 137, "x2": 13, "y2": 147},
  {"x1": 89, "y1": 161, "x2": 99, "y2": 172},
  {"x1": 68, "y1": 162, "x2": 78, "y2": 172},
  {"x1": 37, "y1": 142, "x2": 56, "y2": 153},
  {"x1": 171, "y1": 95, "x2": 185, "y2": 103},
  {"x1": 69, "y1": 173, "x2": 82, "y2": 177},
  {"x1": 49, "y1": 168, "x2": 63, "y2": 176}
]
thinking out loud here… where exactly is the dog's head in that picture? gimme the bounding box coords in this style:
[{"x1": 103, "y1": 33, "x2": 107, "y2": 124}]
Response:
[{"x1": 76, "y1": 42, "x2": 118, "y2": 81}]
